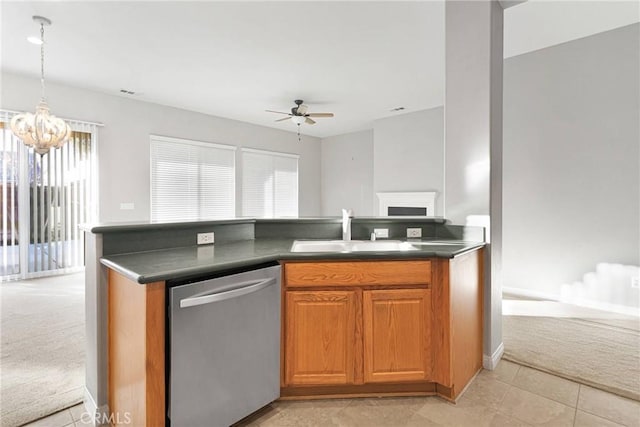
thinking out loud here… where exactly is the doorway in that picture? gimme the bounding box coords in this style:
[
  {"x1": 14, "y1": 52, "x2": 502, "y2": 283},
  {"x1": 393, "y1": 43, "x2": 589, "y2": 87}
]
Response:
[{"x1": 1, "y1": 122, "x2": 96, "y2": 280}]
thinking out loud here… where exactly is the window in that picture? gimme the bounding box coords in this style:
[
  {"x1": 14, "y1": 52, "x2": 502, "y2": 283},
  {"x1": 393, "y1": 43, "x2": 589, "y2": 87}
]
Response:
[
  {"x1": 242, "y1": 148, "x2": 299, "y2": 218},
  {"x1": 150, "y1": 136, "x2": 235, "y2": 221}
]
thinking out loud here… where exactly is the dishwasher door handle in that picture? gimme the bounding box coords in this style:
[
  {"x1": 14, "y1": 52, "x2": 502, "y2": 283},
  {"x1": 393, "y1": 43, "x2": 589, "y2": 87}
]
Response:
[{"x1": 179, "y1": 277, "x2": 276, "y2": 308}]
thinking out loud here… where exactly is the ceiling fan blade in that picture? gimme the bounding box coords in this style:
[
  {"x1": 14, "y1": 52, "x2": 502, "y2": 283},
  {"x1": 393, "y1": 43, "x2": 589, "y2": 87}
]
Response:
[
  {"x1": 305, "y1": 117, "x2": 316, "y2": 125},
  {"x1": 306, "y1": 113, "x2": 334, "y2": 118},
  {"x1": 265, "y1": 110, "x2": 290, "y2": 115},
  {"x1": 275, "y1": 117, "x2": 291, "y2": 122}
]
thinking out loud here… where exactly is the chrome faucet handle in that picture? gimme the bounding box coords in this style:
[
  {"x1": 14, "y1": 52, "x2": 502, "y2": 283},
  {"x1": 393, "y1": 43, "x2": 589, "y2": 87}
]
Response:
[{"x1": 342, "y1": 209, "x2": 354, "y2": 241}]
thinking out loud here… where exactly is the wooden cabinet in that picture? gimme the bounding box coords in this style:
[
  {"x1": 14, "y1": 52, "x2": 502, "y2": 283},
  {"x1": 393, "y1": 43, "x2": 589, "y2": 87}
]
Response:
[
  {"x1": 282, "y1": 254, "x2": 483, "y2": 401},
  {"x1": 282, "y1": 260, "x2": 436, "y2": 396},
  {"x1": 363, "y1": 289, "x2": 431, "y2": 383},
  {"x1": 284, "y1": 290, "x2": 359, "y2": 385}
]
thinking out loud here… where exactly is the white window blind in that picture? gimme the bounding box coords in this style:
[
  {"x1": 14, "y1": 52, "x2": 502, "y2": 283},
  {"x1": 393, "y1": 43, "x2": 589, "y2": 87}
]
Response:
[
  {"x1": 151, "y1": 136, "x2": 235, "y2": 221},
  {"x1": 242, "y1": 148, "x2": 299, "y2": 218}
]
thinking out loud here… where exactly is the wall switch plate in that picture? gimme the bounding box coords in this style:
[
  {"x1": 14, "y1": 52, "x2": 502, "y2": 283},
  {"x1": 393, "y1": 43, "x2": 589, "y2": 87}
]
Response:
[
  {"x1": 119, "y1": 202, "x2": 134, "y2": 210},
  {"x1": 373, "y1": 228, "x2": 389, "y2": 239},
  {"x1": 632, "y1": 276, "x2": 639, "y2": 289},
  {"x1": 197, "y1": 232, "x2": 215, "y2": 245},
  {"x1": 407, "y1": 228, "x2": 422, "y2": 238}
]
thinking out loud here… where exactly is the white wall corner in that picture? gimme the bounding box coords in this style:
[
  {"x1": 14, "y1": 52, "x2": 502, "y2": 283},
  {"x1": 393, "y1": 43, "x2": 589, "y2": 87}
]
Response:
[
  {"x1": 83, "y1": 387, "x2": 110, "y2": 427},
  {"x1": 498, "y1": 0, "x2": 526, "y2": 9},
  {"x1": 483, "y1": 342, "x2": 505, "y2": 370}
]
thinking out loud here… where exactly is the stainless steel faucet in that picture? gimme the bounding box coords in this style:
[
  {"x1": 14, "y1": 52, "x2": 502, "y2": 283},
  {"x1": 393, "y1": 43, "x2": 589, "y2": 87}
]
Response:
[{"x1": 342, "y1": 209, "x2": 354, "y2": 241}]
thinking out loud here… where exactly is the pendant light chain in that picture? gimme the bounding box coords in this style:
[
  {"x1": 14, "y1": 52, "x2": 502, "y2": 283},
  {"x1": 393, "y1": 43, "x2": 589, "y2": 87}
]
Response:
[
  {"x1": 40, "y1": 22, "x2": 46, "y2": 101},
  {"x1": 9, "y1": 15, "x2": 72, "y2": 155}
]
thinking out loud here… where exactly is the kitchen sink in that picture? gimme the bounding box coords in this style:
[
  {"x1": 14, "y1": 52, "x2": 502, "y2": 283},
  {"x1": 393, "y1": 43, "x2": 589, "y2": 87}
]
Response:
[
  {"x1": 290, "y1": 240, "x2": 352, "y2": 252},
  {"x1": 290, "y1": 240, "x2": 419, "y2": 253}
]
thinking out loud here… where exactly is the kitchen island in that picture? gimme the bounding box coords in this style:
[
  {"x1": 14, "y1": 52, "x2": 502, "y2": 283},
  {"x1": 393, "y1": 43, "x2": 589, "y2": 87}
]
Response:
[{"x1": 83, "y1": 218, "x2": 485, "y2": 426}]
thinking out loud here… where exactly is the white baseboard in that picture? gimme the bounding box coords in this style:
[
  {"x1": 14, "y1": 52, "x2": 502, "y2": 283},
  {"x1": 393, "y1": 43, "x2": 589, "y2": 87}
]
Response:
[
  {"x1": 83, "y1": 387, "x2": 110, "y2": 427},
  {"x1": 502, "y1": 286, "x2": 561, "y2": 301},
  {"x1": 502, "y1": 286, "x2": 640, "y2": 317},
  {"x1": 483, "y1": 342, "x2": 504, "y2": 370}
]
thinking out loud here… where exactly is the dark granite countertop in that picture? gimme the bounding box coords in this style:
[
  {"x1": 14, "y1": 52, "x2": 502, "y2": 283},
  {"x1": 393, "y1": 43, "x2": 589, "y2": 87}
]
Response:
[
  {"x1": 100, "y1": 238, "x2": 484, "y2": 284},
  {"x1": 83, "y1": 216, "x2": 448, "y2": 234}
]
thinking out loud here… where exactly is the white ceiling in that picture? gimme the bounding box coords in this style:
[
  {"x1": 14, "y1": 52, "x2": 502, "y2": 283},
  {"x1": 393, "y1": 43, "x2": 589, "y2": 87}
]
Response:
[{"x1": 2, "y1": 1, "x2": 638, "y2": 138}]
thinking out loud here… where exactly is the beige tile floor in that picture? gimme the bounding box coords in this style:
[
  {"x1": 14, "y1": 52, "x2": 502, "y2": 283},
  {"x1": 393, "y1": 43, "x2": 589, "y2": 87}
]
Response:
[{"x1": 25, "y1": 360, "x2": 640, "y2": 427}]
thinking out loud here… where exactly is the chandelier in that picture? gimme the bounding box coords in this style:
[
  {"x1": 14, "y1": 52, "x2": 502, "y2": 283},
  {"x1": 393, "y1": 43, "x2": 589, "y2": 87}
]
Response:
[{"x1": 10, "y1": 16, "x2": 71, "y2": 155}]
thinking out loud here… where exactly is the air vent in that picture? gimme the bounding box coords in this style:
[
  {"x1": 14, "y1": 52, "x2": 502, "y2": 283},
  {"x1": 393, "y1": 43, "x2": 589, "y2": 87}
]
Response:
[
  {"x1": 390, "y1": 107, "x2": 405, "y2": 112},
  {"x1": 119, "y1": 89, "x2": 136, "y2": 95}
]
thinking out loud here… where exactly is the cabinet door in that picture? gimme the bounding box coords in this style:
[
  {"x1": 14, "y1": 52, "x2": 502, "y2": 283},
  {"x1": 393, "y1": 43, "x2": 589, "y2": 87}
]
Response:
[
  {"x1": 285, "y1": 290, "x2": 359, "y2": 385},
  {"x1": 363, "y1": 289, "x2": 431, "y2": 383}
]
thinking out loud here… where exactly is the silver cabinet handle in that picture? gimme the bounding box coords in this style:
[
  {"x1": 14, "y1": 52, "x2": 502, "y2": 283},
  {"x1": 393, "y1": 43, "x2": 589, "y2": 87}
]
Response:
[{"x1": 179, "y1": 277, "x2": 276, "y2": 308}]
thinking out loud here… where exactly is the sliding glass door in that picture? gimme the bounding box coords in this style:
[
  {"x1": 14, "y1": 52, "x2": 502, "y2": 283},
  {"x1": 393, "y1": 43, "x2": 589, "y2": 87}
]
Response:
[
  {"x1": 1, "y1": 123, "x2": 20, "y2": 277},
  {"x1": 1, "y1": 121, "x2": 96, "y2": 280}
]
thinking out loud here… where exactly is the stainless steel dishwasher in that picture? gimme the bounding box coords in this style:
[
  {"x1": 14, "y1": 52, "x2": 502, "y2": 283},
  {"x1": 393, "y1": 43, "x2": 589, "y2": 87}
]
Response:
[{"x1": 169, "y1": 264, "x2": 281, "y2": 427}]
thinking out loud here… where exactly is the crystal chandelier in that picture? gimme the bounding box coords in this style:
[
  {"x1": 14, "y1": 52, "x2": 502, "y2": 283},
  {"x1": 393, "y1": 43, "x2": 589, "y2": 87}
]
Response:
[{"x1": 10, "y1": 16, "x2": 71, "y2": 155}]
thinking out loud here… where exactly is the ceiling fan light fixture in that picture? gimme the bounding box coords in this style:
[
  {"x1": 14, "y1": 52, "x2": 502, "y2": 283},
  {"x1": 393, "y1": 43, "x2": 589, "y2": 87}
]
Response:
[{"x1": 291, "y1": 115, "x2": 305, "y2": 125}]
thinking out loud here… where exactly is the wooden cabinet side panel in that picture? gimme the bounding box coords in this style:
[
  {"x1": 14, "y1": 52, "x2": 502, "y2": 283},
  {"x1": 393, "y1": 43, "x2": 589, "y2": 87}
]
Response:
[
  {"x1": 108, "y1": 270, "x2": 165, "y2": 427},
  {"x1": 284, "y1": 290, "x2": 358, "y2": 386},
  {"x1": 431, "y1": 259, "x2": 452, "y2": 386},
  {"x1": 363, "y1": 289, "x2": 432, "y2": 383},
  {"x1": 450, "y1": 249, "x2": 484, "y2": 397},
  {"x1": 284, "y1": 261, "x2": 431, "y2": 287},
  {"x1": 144, "y1": 281, "x2": 166, "y2": 427}
]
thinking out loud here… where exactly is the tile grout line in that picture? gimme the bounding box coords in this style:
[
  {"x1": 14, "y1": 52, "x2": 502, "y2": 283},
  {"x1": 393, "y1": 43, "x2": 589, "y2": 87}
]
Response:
[
  {"x1": 493, "y1": 384, "x2": 514, "y2": 417},
  {"x1": 573, "y1": 384, "x2": 581, "y2": 427},
  {"x1": 507, "y1": 364, "x2": 584, "y2": 410},
  {"x1": 497, "y1": 364, "x2": 521, "y2": 409},
  {"x1": 507, "y1": 377, "x2": 580, "y2": 409},
  {"x1": 575, "y1": 384, "x2": 640, "y2": 426}
]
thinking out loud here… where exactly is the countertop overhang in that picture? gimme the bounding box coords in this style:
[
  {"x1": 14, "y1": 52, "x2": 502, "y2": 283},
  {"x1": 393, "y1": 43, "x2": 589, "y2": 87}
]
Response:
[{"x1": 100, "y1": 238, "x2": 485, "y2": 284}]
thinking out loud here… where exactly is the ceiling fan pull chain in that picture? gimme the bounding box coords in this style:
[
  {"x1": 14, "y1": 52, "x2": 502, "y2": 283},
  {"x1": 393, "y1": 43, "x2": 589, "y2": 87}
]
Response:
[{"x1": 297, "y1": 124, "x2": 301, "y2": 142}]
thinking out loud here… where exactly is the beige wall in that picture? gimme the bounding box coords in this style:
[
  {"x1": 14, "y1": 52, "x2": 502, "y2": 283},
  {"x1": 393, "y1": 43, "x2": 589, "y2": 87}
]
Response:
[
  {"x1": 502, "y1": 23, "x2": 640, "y2": 297},
  {"x1": 321, "y1": 129, "x2": 374, "y2": 216},
  {"x1": 320, "y1": 107, "x2": 445, "y2": 217},
  {"x1": 373, "y1": 107, "x2": 445, "y2": 216},
  {"x1": 1, "y1": 72, "x2": 322, "y2": 222}
]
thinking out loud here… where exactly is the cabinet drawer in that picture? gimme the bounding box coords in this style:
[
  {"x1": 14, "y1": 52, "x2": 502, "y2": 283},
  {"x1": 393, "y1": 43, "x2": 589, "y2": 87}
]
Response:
[{"x1": 284, "y1": 261, "x2": 431, "y2": 287}]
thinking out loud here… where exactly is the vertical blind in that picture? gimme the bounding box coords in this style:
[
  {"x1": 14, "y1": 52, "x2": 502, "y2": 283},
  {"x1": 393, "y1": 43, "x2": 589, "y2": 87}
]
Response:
[
  {"x1": 242, "y1": 148, "x2": 299, "y2": 218},
  {"x1": 1, "y1": 116, "x2": 95, "y2": 279},
  {"x1": 150, "y1": 136, "x2": 236, "y2": 221}
]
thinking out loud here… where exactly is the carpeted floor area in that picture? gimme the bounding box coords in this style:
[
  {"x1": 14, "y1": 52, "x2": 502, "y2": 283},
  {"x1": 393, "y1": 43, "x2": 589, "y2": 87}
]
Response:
[
  {"x1": 503, "y1": 312, "x2": 640, "y2": 402},
  {"x1": 0, "y1": 273, "x2": 85, "y2": 427}
]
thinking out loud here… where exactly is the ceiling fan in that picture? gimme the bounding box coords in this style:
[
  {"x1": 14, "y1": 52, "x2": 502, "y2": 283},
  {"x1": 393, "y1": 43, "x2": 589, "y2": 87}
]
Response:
[{"x1": 266, "y1": 100, "x2": 334, "y2": 126}]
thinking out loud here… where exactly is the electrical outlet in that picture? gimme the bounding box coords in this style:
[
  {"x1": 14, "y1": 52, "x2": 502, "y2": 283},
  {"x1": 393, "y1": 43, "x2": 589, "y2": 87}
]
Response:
[
  {"x1": 632, "y1": 276, "x2": 639, "y2": 289},
  {"x1": 197, "y1": 232, "x2": 215, "y2": 245},
  {"x1": 373, "y1": 228, "x2": 389, "y2": 239},
  {"x1": 119, "y1": 202, "x2": 134, "y2": 210},
  {"x1": 407, "y1": 228, "x2": 422, "y2": 238}
]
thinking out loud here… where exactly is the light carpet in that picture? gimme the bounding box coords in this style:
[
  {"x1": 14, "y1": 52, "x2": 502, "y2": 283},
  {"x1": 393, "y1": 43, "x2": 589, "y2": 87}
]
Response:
[
  {"x1": 503, "y1": 315, "x2": 640, "y2": 401},
  {"x1": 0, "y1": 273, "x2": 85, "y2": 427}
]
